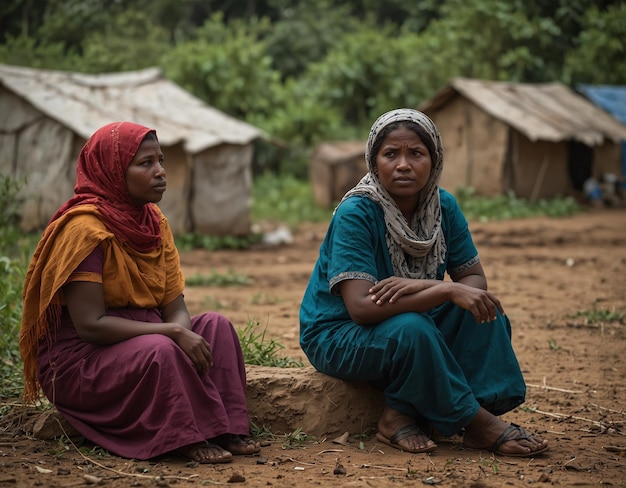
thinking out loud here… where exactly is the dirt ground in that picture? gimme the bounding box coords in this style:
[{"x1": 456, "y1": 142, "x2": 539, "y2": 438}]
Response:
[{"x1": 1, "y1": 206, "x2": 625, "y2": 487}]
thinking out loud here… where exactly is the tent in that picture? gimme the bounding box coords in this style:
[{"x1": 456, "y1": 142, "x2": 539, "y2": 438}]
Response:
[
  {"x1": 419, "y1": 78, "x2": 626, "y2": 200},
  {"x1": 0, "y1": 64, "x2": 263, "y2": 235}
]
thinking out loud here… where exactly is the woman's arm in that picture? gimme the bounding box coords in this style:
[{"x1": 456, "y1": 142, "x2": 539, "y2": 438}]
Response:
[
  {"x1": 162, "y1": 294, "x2": 193, "y2": 330},
  {"x1": 341, "y1": 278, "x2": 450, "y2": 325},
  {"x1": 342, "y1": 262, "x2": 504, "y2": 326},
  {"x1": 450, "y1": 261, "x2": 488, "y2": 290},
  {"x1": 63, "y1": 282, "x2": 213, "y2": 372}
]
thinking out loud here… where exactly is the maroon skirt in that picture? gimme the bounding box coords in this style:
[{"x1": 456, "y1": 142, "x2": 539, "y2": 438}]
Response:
[{"x1": 38, "y1": 310, "x2": 250, "y2": 460}]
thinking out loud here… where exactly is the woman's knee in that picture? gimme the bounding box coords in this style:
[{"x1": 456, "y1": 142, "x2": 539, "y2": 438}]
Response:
[
  {"x1": 126, "y1": 334, "x2": 185, "y2": 366},
  {"x1": 193, "y1": 312, "x2": 235, "y2": 334},
  {"x1": 379, "y1": 312, "x2": 439, "y2": 344},
  {"x1": 193, "y1": 312, "x2": 242, "y2": 354}
]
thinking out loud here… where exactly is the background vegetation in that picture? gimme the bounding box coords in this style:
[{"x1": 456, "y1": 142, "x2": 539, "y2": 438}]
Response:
[{"x1": 1, "y1": 0, "x2": 624, "y2": 175}]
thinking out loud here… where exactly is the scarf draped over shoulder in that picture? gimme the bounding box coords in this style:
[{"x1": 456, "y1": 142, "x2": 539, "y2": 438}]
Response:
[
  {"x1": 337, "y1": 109, "x2": 446, "y2": 280},
  {"x1": 19, "y1": 122, "x2": 182, "y2": 403}
]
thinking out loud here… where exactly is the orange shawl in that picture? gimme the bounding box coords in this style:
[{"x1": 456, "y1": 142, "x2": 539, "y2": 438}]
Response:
[{"x1": 19, "y1": 204, "x2": 184, "y2": 403}]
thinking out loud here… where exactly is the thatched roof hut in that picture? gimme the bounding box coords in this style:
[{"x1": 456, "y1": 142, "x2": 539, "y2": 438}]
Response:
[
  {"x1": 0, "y1": 64, "x2": 263, "y2": 234},
  {"x1": 419, "y1": 78, "x2": 626, "y2": 200}
]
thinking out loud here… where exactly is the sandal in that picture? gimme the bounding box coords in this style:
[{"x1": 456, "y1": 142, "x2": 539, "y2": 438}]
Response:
[
  {"x1": 472, "y1": 423, "x2": 549, "y2": 458},
  {"x1": 376, "y1": 424, "x2": 437, "y2": 454}
]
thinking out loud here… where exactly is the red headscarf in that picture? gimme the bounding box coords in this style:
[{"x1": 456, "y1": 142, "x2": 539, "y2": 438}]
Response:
[{"x1": 52, "y1": 121, "x2": 162, "y2": 252}]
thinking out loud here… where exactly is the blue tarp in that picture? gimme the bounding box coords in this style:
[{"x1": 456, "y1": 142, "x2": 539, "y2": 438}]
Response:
[
  {"x1": 578, "y1": 85, "x2": 626, "y2": 187},
  {"x1": 578, "y1": 84, "x2": 626, "y2": 124}
]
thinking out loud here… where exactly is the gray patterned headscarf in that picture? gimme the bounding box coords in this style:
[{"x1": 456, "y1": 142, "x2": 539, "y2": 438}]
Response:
[{"x1": 337, "y1": 108, "x2": 446, "y2": 279}]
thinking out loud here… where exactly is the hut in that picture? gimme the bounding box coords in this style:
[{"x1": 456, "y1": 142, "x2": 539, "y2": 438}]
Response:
[
  {"x1": 309, "y1": 140, "x2": 366, "y2": 207},
  {"x1": 0, "y1": 64, "x2": 263, "y2": 235},
  {"x1": 419, "y1": 78, "x2": 626, "y2": 200}
]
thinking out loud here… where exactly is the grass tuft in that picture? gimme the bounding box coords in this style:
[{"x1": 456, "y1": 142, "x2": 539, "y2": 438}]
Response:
[{"x1": 237, "y1": 318, "x2": 304, "y2": 368}]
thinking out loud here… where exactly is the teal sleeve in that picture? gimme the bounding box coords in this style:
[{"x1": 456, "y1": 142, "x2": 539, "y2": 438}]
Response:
[
  {"x1": 327, "y1": 196, "x2": 391, "y2": 295},
  {"x1": 440, "y1": 189, "x2": 480, "y2": 277}
]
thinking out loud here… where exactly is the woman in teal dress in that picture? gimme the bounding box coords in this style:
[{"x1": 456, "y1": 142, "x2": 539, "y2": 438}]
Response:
[{"x1": 299, "y1": 109, "x2": 549, "y2": 457}]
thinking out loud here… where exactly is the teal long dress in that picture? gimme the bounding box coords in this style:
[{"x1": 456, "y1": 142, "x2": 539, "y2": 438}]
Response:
[{"x1": 299, "y1": 189, "x2": 526, "y2": 436}]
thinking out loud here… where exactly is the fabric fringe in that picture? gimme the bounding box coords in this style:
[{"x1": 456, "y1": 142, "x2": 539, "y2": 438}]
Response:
[{"x1": 21, "y1": 303, "x2": 61, "y2": 404}]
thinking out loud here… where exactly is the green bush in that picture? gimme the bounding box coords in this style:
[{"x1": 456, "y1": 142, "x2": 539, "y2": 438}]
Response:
[
  {"x1": 0, "y1": 176, "x2": 27, "y2": 398},
  {"x1": 251, "y1": 173, "x2": 333, "y2": 225}
]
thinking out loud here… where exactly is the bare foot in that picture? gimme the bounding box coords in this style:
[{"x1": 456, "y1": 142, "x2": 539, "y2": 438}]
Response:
[
  {"x1": 175, "y1": 441, "x2": 233, "y2": 463},
  {"x1": 213, "y1": 433, "x2": 261, "y2": 455},
  {"x1": 463, "y1": 408, "x2": 548, "y2": 457},
  {"x1": 377, "y1": 405, "x2": 437, "y2": 453}
]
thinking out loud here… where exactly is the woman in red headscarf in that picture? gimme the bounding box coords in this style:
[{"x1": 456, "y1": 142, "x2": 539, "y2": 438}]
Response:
[{"x1": 20, "y1": 122, "x2": 259, "y2": 463}]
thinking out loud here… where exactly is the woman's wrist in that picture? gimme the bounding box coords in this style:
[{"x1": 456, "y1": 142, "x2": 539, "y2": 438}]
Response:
[
  {"x1": 443, "y1": 281, "x2": 456, "y2": 301},
  {"x1": 165, "y1": 322, "x2": 185, "y2": 341}
]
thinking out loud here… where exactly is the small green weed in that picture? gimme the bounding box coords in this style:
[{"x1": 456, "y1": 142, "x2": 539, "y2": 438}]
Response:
[
  {"x1": 250, "y1": 292, "x2": 282, "y2": 305},
  {"x1": 202, "y1": 295, "x2": 228, "y2": 310},
  {"x1": 185, "y1": 269, "x2": 250, "y2": 287},
  {"x1": 249, "y1": 421, "x2": 275, "y2": 441},
  {"x1": 237, "y1": 319, "x2": 304, "y2": 368},
  {"x1": 281, "y1": 427, "x2": 316, "y2": 449},
  {"x1": 78, "y1": 444, "x2": 111, "y2": 458},
  {"x1": 487, "y1": 459, "x2": 500, "y2": 474},
  {"x1": 548, "y1": 339, "x2": 560, "y2": 351},
  {"x1": 351, "y1": 427, "x2": 375, "y2": 441},
  {"x1": 46, "y1": 435, "x2": 76, "y2": 457},
  {"x1": 569, "y1": 308, "x2": 624, "y2": 325}
]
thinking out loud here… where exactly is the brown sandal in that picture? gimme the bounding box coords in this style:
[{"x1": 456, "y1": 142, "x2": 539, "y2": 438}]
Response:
[
  {"x1": 465, "y1": 423, "x2": 549, "y2": 458},
  {"x1": 376, "y1": 424, "x2": 437, "y2": 454}
]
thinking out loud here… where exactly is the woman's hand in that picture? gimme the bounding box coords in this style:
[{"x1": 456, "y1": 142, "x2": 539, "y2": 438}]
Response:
[
  {"x1": 369, "y1": 277, "x2": 434, "y2": 305},
  {"x1": 448, "y1": 282, "x2": 504, "y2": 323},
  {"x1": 171, "y1": 327, "x2": 214, "y2": 374}
]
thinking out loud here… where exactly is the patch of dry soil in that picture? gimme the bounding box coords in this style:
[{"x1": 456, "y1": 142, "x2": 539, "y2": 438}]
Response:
[{"x1": 1, "y1": 207, "x2": 625, "y2": 487}]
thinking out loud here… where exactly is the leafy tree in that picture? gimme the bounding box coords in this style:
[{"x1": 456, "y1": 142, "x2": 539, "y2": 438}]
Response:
[
  {"x1": 263, "y1": 2, "x2": 359, "y2": 79},
  {"x1": 0, "y1": 0, "x2": 51, "y2": 40},
  {"x1": 349, "y1": 0, "x2": 443, "y2": 31},
  {"x1": 35, "y1": 0, "x2": 110, "y2": 50},
  {"x1": 296, "y1": 24, "x2": 435, "y2": 132},
  {"x1": 565, "y1": 3, "x2": 626, "y2": 84},
  {"x1": 0, "y1": 34, "x2": 80, "y2": 70},
  {"x1": 162, "y1": 14, "x2": 282, "y2": 120},
  {"x1": 421, "y1": 0, "x2": 563, "y2": 82},
  {"x1": 78, "y1": 9, "x2": 171, "y2": 73}
]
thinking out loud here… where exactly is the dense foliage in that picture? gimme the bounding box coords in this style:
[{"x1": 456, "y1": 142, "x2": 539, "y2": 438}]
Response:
[{"x1": 1, "y1": 0, "x2": 623, "y2": 176}]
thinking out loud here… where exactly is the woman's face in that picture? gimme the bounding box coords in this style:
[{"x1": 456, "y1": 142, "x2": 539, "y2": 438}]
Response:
[
  {"x1": 125, "y1": 137, "x2": 166, "y2": 206},
  {"x1": 374, "y1": 126, "x2": 432, "y2": 202}
]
